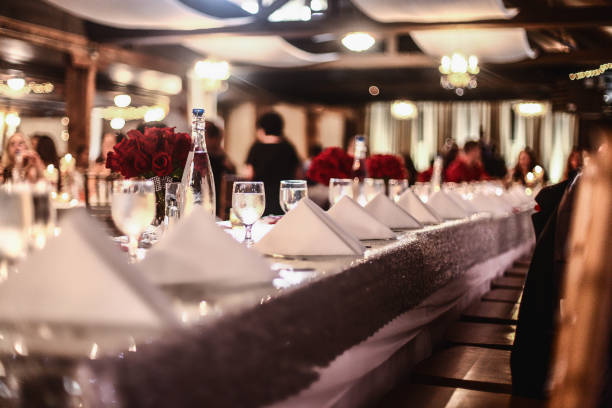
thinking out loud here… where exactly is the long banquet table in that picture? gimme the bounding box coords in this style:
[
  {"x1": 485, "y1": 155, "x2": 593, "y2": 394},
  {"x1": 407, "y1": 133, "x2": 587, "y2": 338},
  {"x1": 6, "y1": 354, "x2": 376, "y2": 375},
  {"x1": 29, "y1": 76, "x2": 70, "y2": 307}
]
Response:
[{"x1": 82, "y1": 210, "x2": 534, "y2": 408}]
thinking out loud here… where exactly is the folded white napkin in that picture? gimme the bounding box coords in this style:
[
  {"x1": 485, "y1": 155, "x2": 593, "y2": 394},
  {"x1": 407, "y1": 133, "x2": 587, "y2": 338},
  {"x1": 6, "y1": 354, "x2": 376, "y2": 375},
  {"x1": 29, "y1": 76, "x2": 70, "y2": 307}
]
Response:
[
  {"x1": 141, "y1": 209, "x2": 276, "y2": 286},
  {"x1": 255, "y1": 198, "x2": 365, "y2": 256},
  {"x1": 427, "y1": 190, "x2": 468, "y2": 220},
  {"x1": 0, "y1": 209, "x2": 176, "y2": 328},
  {"x1": 444, "y1": 189, "x2": 479, "y2": 215},
  {"x1": 364, "y1": 193, "x2": 422, "y2": 229},
  {"x1": 396, "y1": 189, "x2": 442, "y2": 225},
  {"x1": 328, "y1": 196, "x2": 395, "y2": 240},
  {"x1": 470, "y1": 193, "x2": 512, "y2": 216}
]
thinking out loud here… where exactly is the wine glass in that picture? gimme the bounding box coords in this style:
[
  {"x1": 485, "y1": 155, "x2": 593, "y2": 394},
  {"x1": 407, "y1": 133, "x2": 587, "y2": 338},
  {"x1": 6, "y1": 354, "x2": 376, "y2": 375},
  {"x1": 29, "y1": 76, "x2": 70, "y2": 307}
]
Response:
[
  {"x1": 111, "y1": 180, "x2": 155, "y2": 263},
  {"x1": 232, "y1": 182, "x2": 265, "y2": 247},
  {"x1": 328, "y1": 178, "x2": 353, "y2": 206},
  {"x1": 279, "y1": 180, "x2": 307, "y2": 213},
  {"x1": 388, "y1": 179, "x2": 409, "y2": 203},
  {"x1": 363, "y1": 178, "x2": 385, "y2": 202}
]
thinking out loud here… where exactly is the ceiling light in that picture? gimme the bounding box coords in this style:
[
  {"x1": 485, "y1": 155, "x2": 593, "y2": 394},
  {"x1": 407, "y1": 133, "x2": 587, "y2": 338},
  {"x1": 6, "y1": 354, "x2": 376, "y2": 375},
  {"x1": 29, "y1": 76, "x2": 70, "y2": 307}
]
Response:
[
  {"x1": 391, "y1": 100, "x2": 418, "y2": 120},
  {"x1": 110, "y1": 117, "x2": 126, "y2": 130},
  {"x1": 342, "y1": 32, "x2": 375, "y2": 52},
  {"x1": 7, "y1": 78, "x2": 25, "y2": 91},
  {"x1": 194, "y1": 59, "x2": 231, "y2": 81},
  {"x1": 114, "y1": 94, "x2": 131, "y2": 108},
  {"x1": 439, "y1": 53, "x2": 479, "y2": 93},
  {"x1": 514, "y1": 102, "x2": 546, "y2": 117},
  {"x1": 310, "y1": 0, "x2": 327, "y2": 12},
  {"x1": 5, "y1": 112, "x2": 21, "y2": 127}
]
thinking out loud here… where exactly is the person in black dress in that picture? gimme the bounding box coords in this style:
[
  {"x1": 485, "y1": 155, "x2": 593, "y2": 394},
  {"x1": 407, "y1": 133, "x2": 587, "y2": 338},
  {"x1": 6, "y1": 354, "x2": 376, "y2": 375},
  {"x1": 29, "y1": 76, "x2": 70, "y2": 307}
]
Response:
[{"x1": 245, "y1": 112, "x2": 302, "y2": 215}]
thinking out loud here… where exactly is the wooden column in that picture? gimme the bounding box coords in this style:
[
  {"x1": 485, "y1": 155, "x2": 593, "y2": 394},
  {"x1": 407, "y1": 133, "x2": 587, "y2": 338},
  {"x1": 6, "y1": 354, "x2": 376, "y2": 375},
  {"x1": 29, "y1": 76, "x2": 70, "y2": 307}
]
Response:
[{"x1": 65, "y1": 54, "x2": 96, "y2": 154}]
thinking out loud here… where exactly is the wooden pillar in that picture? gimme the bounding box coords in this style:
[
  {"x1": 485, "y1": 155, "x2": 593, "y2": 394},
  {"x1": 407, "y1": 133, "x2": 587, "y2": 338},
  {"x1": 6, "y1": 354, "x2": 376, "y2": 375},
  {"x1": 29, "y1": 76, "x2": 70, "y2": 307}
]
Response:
[{"x1": 65, "y1": 54, "x2": 96, "y2": 154}]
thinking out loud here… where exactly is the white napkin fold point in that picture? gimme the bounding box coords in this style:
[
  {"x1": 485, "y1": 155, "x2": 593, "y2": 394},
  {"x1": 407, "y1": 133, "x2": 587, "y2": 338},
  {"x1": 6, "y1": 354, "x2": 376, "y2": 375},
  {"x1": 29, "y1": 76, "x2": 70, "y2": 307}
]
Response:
[
  {"x1": 396, "y1": 189, "x2": 442, "y2": 225},
  {"x1": 364, "y1": 193, "x2": 423, "y2": 229},
  {"x1": 328, "y1": 196, "x2": 396, "y2": 240}
]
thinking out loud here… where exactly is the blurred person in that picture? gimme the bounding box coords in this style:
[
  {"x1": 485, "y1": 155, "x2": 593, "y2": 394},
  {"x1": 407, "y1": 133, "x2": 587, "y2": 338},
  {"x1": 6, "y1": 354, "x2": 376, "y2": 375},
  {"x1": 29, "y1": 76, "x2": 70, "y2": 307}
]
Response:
[
  {"x1": 444, "y1": 140, "x2": 486, "y2": 183},
  {"x1": 91, "y1": 132, "x2": 118, "y2": 175},
  {"x1": 510, "y1": 148, "x2": 547, "y2": 185},
  {"x1": 0, "y1": 132, "x2": 44, "y2": 183},
  {"x1": 30, "y1": 134, "x2": 41, "y2": 151},
  {"x1": 304, "y1": 143, "x2": 323, "y2": 175},
  {"x1": 35, "y1": 134, "x2": 61, "y2": 188},
  {"x1": 205, "y1": 120, "x2": 236, "y2": 215},
  {"x1": 480, "y1": 141, "x2": 507, "y2": 180},
  {"x1": 563, "y1": 146, "x2": 583, "y2": 182},
  {"x1": 417, "y1": 140, "x2": 459, "y2": 182},
  {"x1": 245, "y1": 111, "x2": 302, "y2": 215}
]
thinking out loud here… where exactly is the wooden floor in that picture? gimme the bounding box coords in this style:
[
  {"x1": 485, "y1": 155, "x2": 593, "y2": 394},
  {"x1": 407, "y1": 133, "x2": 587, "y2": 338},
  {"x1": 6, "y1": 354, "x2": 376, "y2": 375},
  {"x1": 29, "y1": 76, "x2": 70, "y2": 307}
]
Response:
[{"x1": 375, "y1": 255, "x2": 548, "y2": 408}]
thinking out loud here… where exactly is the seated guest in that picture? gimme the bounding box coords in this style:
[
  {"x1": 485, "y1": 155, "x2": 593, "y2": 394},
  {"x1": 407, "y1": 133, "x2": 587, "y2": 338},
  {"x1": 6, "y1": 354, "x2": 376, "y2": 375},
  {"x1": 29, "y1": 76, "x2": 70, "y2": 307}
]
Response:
[
  {"x1": 245, "y1": 111, "x2": 302, "y2": 215},
  {"x1": 563, "y1": 146, "x2": 583, "y2": 182},
  {"x1": 205, "y1": 121, "x2": 236, "y2": 215},
  {"x1": 510, "y1": 148, "x2": 547, "y2": 185},
  {"x1": 91, "y1": 132, "x2": 118, "y2": 176},
  {"x1": 417, "y1": 140, "x2": 459, "y2": 182},
  {"x1": 480, "y1": 141, "x2": 507, "y2": 180},
  {"x1": 0, "y1": 132, "x2": 44, "y2": 183},
  {"x1": 35, "y1": 134, "x2": 61, "y2": 188},
  {"x1": 444, "y1": 140, "x2": 486, "y2": 182}
]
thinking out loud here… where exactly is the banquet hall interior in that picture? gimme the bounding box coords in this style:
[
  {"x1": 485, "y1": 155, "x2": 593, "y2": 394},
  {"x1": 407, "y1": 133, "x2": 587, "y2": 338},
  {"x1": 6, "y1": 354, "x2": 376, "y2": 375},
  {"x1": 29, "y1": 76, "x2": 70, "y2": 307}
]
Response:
[{"x1": 0, "y1": 0, "x2": 611, "y2": 407}]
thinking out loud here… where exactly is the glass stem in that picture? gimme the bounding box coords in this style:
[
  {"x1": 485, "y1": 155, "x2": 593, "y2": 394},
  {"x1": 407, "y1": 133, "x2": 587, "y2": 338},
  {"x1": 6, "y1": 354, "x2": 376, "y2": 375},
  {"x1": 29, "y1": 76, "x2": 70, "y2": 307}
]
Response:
[
  {"x1": 127, "y1": 235, "x2": 139, "y2": 263},
  {"x1": 244, "y1": 224, "x2": 253, "y2": 246}
]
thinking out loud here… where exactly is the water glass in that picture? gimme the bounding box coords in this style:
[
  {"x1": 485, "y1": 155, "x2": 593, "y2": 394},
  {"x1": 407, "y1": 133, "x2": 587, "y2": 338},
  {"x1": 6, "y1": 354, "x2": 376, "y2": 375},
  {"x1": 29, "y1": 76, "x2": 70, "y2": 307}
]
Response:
[
  {"x1": 0, "y1": 184, "x2": 33, "y2": 279},
  {"x1": 388, "y1": 179, "x2": 409, "y2": 203},
  {"x1": 164, "y1": 182, "x2": 184, "y2": 230},
  {"x1": 111, "y1": 180, "x2": 155, "y2": 263},
  {"x1": 232, "y1": 182, "x2": 265, "y2": 247},
  {"x1": 328, "y1": 178, "x2": 353, "y2": 206},
  {"x1": 363, "y1": 178, "x2": 385, "y2": 202},
  {"x1": 279, "y1": 180, "x2": 307, "y2": 213}
]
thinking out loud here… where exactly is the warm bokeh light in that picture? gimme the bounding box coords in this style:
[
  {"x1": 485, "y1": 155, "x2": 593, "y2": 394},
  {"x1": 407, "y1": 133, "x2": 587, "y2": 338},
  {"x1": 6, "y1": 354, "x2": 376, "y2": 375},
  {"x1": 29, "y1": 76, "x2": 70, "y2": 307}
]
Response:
[
  {"x1": 144, "y1": 107, "x2": 166, "y2": 122},
  {"x1": 114, "y1": 94, "x2": 131, "y2": 108},
  {"x1": 7, "y1": 77, "x2": 25, "y2": 91},
  {"x1": 390, "y1": 100, "x2": 418, "y2": 119},
  {"x1": 341, "y1": 32, "x2": 375, "y2": 52},
  {"x1": 368, "y1": 85, "x2": 380, "y2": 96},
  {"x1": 194, "y1": 59, "x2": 231, "y2": 81},
  {"x1": 5, "y1": 112, "x2": 21, "y2": 127},
  {"x1": 515, "y1": 102, "x2": 546, "y2": 116},
  {"x1": 110, "y1": 117, "x2": 126, "y2": 129}
]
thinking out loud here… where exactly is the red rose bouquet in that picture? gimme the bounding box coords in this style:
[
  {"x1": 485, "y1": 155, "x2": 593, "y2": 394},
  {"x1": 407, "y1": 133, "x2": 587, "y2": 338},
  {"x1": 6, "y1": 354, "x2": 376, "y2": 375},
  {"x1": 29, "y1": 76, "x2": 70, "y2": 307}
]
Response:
[
  {"x1": 106, "y1": 126, "x2": 192, "y2": 223},
  {"x1": 106, "y1": 127, "x2": 191, "y2": 179},
  {"x1": 366, "y1": 154, "x2": 407, "y2": 180},
  {"x1": 306, "y1": 147, "x2": 354, "y2": 186}
]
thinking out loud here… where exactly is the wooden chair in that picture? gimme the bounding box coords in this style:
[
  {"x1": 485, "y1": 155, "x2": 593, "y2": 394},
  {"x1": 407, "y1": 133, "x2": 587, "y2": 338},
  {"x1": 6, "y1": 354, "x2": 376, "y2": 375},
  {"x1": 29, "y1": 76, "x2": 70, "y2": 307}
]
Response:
[
  {"x1": 491, "y1": 276, "x2": 525, "y2": 290},
  {"x1": 462, "y1": 300, "x2": 520, "y2": 325},
  {"x1": 482, "y1": 289, "x2": 522, "y2": 303},
  {"x1": 445, "y1": 322, "x2": 516, "y2": 350}
]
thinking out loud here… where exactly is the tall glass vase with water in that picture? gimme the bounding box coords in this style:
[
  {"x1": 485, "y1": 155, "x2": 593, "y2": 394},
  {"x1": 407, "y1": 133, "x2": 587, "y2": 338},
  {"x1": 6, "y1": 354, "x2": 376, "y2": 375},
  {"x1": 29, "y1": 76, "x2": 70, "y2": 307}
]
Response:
[{"x1": 180, "y1": 108, "x2": 215, "y2": 217}]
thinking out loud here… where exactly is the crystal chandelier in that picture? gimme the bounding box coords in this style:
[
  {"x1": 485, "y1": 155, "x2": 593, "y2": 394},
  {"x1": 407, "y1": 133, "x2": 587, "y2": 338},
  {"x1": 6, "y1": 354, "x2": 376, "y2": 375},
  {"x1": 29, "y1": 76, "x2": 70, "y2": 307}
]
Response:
[{"x1": 439, "y1": 53, "x2": 479, "y2": 96}]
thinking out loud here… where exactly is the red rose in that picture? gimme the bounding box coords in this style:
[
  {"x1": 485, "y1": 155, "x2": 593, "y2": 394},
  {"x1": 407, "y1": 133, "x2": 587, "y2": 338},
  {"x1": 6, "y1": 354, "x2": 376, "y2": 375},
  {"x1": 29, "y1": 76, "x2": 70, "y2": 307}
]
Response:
[
  {"x1": 105, "y1": 151, "x2": 121, "y2": 173},
  {"x1": 152, "y1": 152, "x2": 173, "y2": 177},
  {"x1": 171, "y1": 132, "x2": 191, "y2": 167},
  {"x1": 140, "y1": 128, "x2": 162, "y2": 156},
  {"x1": 134, "y1": 151, "x2": 151, "y2": 174},
  {"x1": 307, "y1": 147, "x2": 353, "y2": 185},
  {"x1": 366, "y1": 154, "x2": 407, "y2": 180}
]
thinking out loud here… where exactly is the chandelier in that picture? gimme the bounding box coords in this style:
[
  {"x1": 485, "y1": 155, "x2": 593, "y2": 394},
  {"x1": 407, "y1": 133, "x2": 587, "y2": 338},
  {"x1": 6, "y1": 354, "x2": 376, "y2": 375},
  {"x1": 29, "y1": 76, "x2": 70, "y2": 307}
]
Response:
[
  {"x1": 439, "y1": 53, "x2": 479, "y2": 96},
  {"x1": 0, "y1": 78, "x2": 54, "y2": 98}
]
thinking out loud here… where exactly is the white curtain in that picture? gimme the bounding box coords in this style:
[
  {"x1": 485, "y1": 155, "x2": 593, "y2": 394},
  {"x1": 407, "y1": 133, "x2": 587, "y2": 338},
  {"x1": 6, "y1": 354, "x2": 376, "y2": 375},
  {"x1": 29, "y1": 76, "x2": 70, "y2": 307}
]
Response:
[{"x1": 367, "y1": 101, "x2": 577, "y2": 177}]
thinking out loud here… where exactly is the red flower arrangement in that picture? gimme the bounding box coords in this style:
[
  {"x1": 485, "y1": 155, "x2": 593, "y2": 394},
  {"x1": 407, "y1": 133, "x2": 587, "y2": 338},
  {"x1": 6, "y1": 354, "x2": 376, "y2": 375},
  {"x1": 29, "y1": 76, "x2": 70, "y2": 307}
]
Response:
[
  {"x1": 366, "y1": 154, "x2": 408, "y2": 180},
  {"x1": 307, "y1": 147, "x2": 354, "y2": 186},
  {"x1": 106, "y1": 127, "x2": 192, "y2": 179}
]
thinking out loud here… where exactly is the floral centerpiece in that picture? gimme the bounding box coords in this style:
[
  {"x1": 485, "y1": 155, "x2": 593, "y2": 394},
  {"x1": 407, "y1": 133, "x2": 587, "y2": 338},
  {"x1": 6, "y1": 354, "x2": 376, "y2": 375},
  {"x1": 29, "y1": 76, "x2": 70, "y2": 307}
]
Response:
[
  {"x1": 366, "y1": 154, "x2": 407, "y2": 181},
  {"x1": 106, "y1": 126, "x2": 192, "y2": 223},
  {"x1": 306, "y1": 147, "x2": 353, "y2": 186}
]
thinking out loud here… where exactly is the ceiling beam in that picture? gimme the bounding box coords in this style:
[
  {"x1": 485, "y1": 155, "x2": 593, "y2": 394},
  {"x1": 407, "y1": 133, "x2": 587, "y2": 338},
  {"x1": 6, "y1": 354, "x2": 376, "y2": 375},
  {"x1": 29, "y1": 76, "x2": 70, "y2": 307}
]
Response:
[
  {"x1": 0, "y1": 15, "x2": 186, "y2": 75},
  {"x1": 106, "y1": 6, "x2": 612, "y2": 45}
]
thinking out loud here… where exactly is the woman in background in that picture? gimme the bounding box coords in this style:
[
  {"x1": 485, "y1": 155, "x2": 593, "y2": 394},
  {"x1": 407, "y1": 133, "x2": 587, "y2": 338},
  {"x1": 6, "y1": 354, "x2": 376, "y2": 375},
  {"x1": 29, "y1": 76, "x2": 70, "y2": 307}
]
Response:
[
  {"x1": 245, "y1": 111, "x2": 301, "y2": 215},
  {"x1": 510, "y1": 148, "x2": 547, "y2": 185},
  {"x1": 563, "y1": 147, "x2": 583, "y2": 182},
  {"x1": 0, "y1": 132, "x2": 44, "y2": 183},
  {"x1": 34, "y1": 134, "x2": 61, "y2": 188}
]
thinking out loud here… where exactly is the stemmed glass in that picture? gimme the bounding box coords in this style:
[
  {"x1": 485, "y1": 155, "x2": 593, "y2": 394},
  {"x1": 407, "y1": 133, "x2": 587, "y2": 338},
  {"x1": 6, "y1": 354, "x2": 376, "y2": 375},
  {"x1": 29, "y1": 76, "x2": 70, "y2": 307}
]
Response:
[
  {"x1": 388, "y1": 179, "x2": 409, "y2": 203},
  {"x1": 232, "y1": 182, "x2": 265, "y2": 247},
  {"x1": 279, "y1": 180, "x2": 307, "y2": 213},
  {"x1": 111, "y1": 180, "x2": 155, "y2": 263},
  {"x1": 328, "y1": 178, "x2": 353, "y2": 206}
]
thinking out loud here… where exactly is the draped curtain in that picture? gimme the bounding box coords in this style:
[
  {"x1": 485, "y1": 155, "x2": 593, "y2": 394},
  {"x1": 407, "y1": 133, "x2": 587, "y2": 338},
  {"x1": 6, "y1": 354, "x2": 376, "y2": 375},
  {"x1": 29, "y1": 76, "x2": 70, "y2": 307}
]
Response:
[{"x1": 366, "y1": 101, "x2": 577, "y2": 181}]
